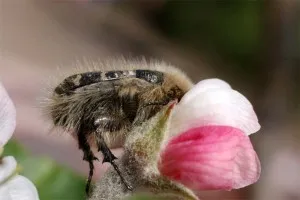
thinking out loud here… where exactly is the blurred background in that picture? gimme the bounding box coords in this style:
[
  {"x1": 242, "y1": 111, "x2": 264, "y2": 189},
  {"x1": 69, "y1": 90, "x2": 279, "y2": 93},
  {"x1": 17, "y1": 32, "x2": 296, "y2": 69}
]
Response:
[{"x1": 1, "y1": 0, "x2": 300, "y2": 199}]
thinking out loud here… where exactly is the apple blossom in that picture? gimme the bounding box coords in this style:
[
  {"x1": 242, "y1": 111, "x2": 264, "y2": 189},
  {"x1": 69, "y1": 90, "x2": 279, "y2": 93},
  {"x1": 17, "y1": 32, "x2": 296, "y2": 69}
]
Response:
[
  {"x1": 159, "y1": 79, "x2": 261, "y2": 192},
  {"x1": 0, "y1": 83, "x2": 16, "y2": 148},
  {"x1": 0, "y1": 82, "x2": 39, "y2": 200}
]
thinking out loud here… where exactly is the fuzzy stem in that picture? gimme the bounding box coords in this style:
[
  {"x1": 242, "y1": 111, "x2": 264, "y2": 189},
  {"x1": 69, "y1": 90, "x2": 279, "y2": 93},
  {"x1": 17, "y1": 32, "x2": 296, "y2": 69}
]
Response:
[{"x1": 88, "y1": 103, "x2": 198, "y2": 200}]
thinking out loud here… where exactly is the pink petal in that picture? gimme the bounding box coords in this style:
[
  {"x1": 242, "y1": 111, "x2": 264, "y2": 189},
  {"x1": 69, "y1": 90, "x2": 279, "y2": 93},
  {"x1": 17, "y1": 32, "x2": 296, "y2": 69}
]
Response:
[
  {"x1": 159, "y1": 125, "x2": 261, "y2": 191},
  {"x1": 0, "y1": 83, "x2": 16, "y2": 147},
  {"x1": 170, "y1": 85, "x2": 260, "y2": 137}
]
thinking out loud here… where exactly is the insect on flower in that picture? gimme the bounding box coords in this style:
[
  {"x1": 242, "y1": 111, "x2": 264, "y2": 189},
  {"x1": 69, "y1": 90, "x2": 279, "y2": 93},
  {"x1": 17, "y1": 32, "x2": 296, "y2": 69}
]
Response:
[{"x1": 44, "y1": 59, "x2": 194, "y2": 194}]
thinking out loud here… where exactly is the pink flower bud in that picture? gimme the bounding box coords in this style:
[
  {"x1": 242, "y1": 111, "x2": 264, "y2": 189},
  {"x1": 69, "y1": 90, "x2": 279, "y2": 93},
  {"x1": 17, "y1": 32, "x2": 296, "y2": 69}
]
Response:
[
  {"x1": 159, "y1": 125, "x2": 261, "y2": 191},
  {"x1": 158, "y1": 79, "x2": 261, "y2": 192}
]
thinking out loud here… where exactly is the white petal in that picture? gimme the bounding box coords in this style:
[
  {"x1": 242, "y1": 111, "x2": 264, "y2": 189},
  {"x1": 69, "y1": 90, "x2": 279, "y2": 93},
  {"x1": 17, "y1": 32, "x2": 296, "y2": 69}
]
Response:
[
  {"x1": 181, "y1": 78, "x2": 231, "y2": 104},
  {"x1": 0, "y1": 83, "x2": 16, "y2": 147},
  {"x1": 0, "y1": 175, "x2": 39, "y2": 200},
  {"x1": 170, "y1": 87, "x2": 260, "y2": 136},
  {"x1": 0, "y1": 156, "x2": 17, "y2": 183}
]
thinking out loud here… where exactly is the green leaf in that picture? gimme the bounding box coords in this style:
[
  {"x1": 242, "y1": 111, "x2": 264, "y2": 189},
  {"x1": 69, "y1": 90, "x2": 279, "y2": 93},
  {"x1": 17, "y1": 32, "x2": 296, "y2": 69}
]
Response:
[{"x1": 3, "y1": 140, "x2": 86, "y2": 200}]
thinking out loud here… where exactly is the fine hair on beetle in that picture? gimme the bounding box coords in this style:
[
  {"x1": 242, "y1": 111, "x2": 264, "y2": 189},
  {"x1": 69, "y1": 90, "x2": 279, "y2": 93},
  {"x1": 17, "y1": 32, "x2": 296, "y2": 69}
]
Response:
[{"x1": 43, "y1": 58, "x2": 194, "y2": 195}]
